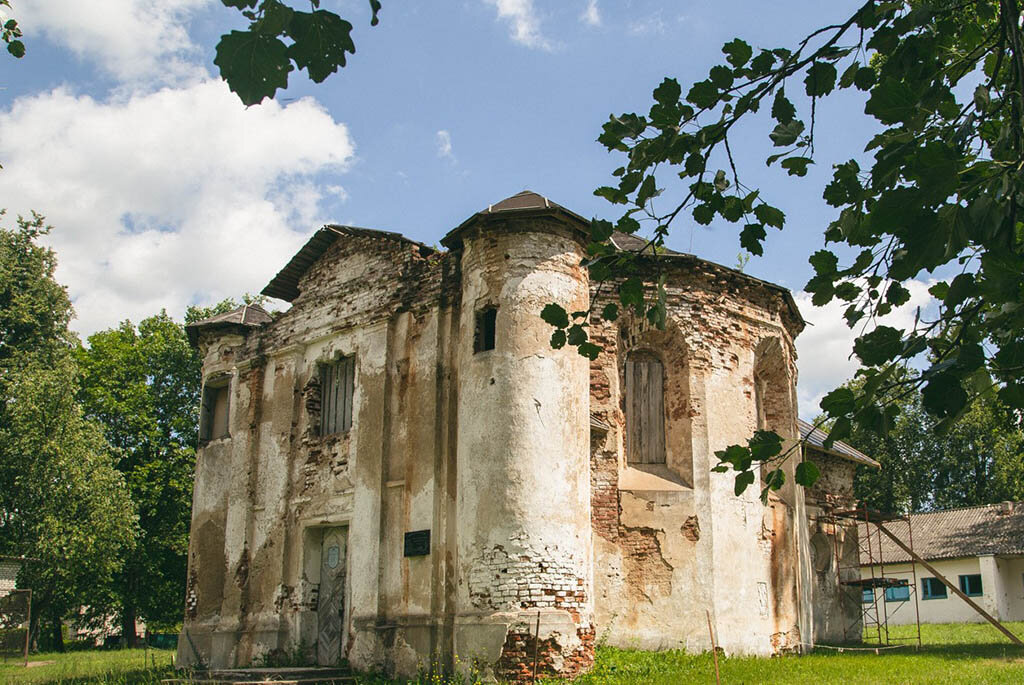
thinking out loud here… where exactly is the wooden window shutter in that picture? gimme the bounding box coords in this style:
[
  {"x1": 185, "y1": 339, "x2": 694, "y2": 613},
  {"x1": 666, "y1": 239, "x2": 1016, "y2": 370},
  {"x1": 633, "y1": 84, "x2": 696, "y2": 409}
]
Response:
[
  {"x1": 626, "y1": 352, "x2": 666, "y2": 465},
  {"x1": 321, "y1": 357, "x2": 355, "y2": 435}
]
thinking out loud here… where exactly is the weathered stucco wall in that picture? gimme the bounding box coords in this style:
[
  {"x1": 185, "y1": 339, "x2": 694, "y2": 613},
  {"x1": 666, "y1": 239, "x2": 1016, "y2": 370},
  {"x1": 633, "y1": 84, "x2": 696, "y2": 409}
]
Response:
[
  {"x1": 177, "y1": 198, "x2": 862, "y2": 679},
  {"x1": 587, "y1": 260, "x2": 810, "y2": 656}
]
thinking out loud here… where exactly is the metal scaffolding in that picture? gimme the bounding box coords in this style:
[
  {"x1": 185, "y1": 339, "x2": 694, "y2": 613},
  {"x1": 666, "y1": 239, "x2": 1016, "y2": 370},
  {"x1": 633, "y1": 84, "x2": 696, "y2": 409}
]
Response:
[{"x1": 830, "y1": 506, "x2": 922, "y2": 648}]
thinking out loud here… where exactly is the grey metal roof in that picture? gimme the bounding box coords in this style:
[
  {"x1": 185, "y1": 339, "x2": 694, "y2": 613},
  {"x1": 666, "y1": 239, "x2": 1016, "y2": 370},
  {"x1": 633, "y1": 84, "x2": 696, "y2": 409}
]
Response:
[
  {"x1": 799, "y1": 418, "x2": 880, "y2": 468},
  {"x1": 860, "y1": 501, "x2": 1024, "y2": 564},
  {"x1": 185, "y1": 303, "x2": 273, "y2": 347},
  {"x1": 441, "y1": 190, "x2": 590, "y2": 249},
  {"x1": 261, "y1": 225, "x2": 434, "y2": 302}
]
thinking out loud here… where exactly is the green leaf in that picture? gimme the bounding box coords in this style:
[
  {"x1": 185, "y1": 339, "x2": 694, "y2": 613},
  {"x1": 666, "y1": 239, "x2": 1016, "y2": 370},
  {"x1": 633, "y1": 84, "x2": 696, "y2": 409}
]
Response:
[
  {"x1": 734, "y1": 470, "x2": 756, "y2": 496},
  {"x1": 795, "y1": 461, "x2": 820, "y2": 487},
  {"x1": 749, "y1": 430, "x2": 783, "y2": 460},
  {"x1": 6, "y1": 39, "x2": 24, "y2": 58},
  {"x1": 601, "y1": 303, "x2": 619, "y2": 321},
  {"x1": 839, "y1": 61, "x2": 860, "y2": 88},
  {"x1": 854, "y1": 66, "x2": 876, "y2": 91},
  {"x1": 540, "y1": 303, "x2": 570, "y2": 329},
  {"x1": 780, "y1": 156, "x2": 813, "y2": 176},
  {"x1": 922, "y1": 372, "x2": 968, "y2": 418},
  {"x1": 865, "y1": 77, "x2": 919, "y2": 125},
  {"x1": 809, "y1": 249, "x2": 838, "y2": 275},
  {"x1": 692, "y1": 203, "x2": 715, "y2": 225},
  {"x1": 214, "y1": 30, "x2": 293, "y2": 106},
  {"x1": 368, "y1": 0, "x2": 382, "y2": 26},
  {"x1": 578, "y1": 342, "x2": 602, "y2": 360},
  {"x1": 256, "y1": 0, "x2": 295, "y2": 34},
  {"x1": 590, "y1": 219, "x2": 614, "y2": 242},
  {"x1": 687, "y1": 80, "x2": 719, "y2": 108},
  {"x1": 723, "y1": 38, "x2": 752, "y2": 67},
  {"x1": 684, "y1": 153, "x2": 705, "y2": 176},
  {"x1": 853, "y1": 326, "x2": 904, "y2": 366},
  {"x1": 620, "y1": 278, "x2": 644, "y2": 309},
  {"x1": 721, "y1": 196, "x2": 744, "y2": 222},
  {"x1": 820, "y1": 387, "x2": 855, "y2": 416},
  {"x1": 567, "y1": 324, "x2": 588, "y2": 346},
  {"x1": 753, "y1": 204, "x2": 785, "y2": 228},
  {"x1": 653, "y1": 77, "x2": 682, "y2": 106},
  {"x1": 636, "y1": 175, "x2": 658, "y2": 206},
  {"x1": 771, "y1": 90, "x2": 796, "y2": 123},
  {"x1": 709, "y1": 65, "x2": 734, "y2": 90},
  {"x1": 804, "y1": 61, "x2": 837, "y2": 97},
  {"x1": 550, "y1": 329, "x2": 566, "y2": 349},
  {"x1": 286, "y1": 10, "x2": 356, "y2": 83},
  {"x1": 740, "y1": 223, "x2": 766, "y2": 255},
  {"x1": 769, "y1": 119, "x2": 804, "y2": 146}
]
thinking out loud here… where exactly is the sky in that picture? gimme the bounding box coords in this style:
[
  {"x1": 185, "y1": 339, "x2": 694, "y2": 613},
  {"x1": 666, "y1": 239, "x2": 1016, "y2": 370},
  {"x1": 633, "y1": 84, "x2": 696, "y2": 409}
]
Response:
[{"x1": 0, "y1": 0, "x2": 938, "y2": 418}]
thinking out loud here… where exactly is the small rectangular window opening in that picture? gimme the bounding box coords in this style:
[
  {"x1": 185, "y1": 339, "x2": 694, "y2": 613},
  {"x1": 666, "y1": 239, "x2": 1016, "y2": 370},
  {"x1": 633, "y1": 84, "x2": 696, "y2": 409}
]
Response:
[
  {"x1": 200, "y1": 380, "x2": 230, "y2": 441},
  {"x1": 922, "y1": 577, "x2": 947, "y2": 600},
  {"x1": 321, "y1": 356, "x2": 355, "y2": 435},
  {"x1": 862, "y1": 588, "x2": 874, "y2": 603},
  {"x1": 474, "y1": 307, "x2": 497, "y2": 353},
  {"x1": 959, "y1": 573, "x2": 983, "y2": 596}
]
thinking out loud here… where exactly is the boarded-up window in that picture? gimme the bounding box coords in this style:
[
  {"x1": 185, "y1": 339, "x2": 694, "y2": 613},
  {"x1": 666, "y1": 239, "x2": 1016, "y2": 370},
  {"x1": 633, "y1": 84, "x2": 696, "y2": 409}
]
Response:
[
  {"x1": 626, "y1": 351, "x2": 666, "y2": 465},
  {"x1": 200, "y1": 380, "x2": 230, "y2": 441},
  {"x1": 321, "y1": 357, "x2": 355, "y2": 435}
]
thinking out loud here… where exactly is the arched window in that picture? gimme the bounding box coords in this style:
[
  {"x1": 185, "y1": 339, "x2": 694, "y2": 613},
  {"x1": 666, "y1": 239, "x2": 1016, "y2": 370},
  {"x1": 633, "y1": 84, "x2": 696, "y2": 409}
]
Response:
[{"x1": 625, "y1": 350, "x2": 666, "y2": 465}]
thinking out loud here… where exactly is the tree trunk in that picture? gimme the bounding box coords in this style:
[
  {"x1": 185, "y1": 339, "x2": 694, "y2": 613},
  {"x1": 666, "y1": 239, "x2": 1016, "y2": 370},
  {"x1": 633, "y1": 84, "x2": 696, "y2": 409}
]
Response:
[
  {"x1": 51, "y1": 618, "x2": 64, "y2": 653},
  {"x1": 121, "y1": 606, "x2": 138, "y2": 648}
]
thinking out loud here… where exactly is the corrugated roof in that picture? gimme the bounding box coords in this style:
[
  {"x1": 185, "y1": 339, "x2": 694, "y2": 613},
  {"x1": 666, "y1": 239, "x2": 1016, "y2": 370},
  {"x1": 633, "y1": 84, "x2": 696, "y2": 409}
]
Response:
[
  {"x1": 185, "y1": 303, "x2": 273, "y2": 347},
  {"x1": 261, "y1": 225, "x2": 434, "y2": 302},
  {"x1": 860, "y1": 501, "x2": 1024, "y2": 564},
  {"x1": 799, "y1": 418, "x2": 880, "y2": 468}
]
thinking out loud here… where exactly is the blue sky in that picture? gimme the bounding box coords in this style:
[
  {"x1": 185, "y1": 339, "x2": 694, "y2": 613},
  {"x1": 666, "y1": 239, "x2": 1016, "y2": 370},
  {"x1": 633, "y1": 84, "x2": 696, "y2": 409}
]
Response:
[{"x1": 0, "y1": 0, "x2": 937, "y2": 415}]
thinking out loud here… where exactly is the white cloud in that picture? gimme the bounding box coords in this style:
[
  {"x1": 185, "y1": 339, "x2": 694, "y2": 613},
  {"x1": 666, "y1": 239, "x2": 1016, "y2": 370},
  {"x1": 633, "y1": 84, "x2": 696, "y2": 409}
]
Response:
[
  {"x1": 0, "y1": 79, "x2": 355, "y2": 335},
  {"x1": 794, "y1": 279, "x2": 937, "y2": 420},
  {"x1": 16, "y1": 0, "x2": 210, "y2": 86},
  {"x1": 436, "y1": 130, "x2": 455, "y2": 161},
  {"x1": 628, "y1": 12, "x2": 666, "y2": 36},
  {"x1": 580, "y1": 0, "x2": 601, "y2": 27},
  {"x1": 485, "y1": 0, "x2": 552, "y2": 50}
]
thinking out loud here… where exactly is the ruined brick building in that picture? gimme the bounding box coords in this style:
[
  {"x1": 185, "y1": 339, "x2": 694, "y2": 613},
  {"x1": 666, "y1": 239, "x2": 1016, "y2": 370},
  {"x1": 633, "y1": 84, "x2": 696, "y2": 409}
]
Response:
[{"x1": 178, "y1": 191, "x2": 871, "y2": 680}]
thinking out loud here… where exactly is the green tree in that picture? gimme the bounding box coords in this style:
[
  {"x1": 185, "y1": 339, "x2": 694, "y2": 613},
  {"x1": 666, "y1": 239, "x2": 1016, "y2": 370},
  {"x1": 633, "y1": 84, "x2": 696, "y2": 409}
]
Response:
[
  {"x1": 0, "y1": 211, "x2": 135, "y2": 651},
  {"x1": 76, "y1": 313, "x2": 202, "y2": 642},
  {"x1": 544, "y1": 0, "x2": 1024, "y2": 498}
]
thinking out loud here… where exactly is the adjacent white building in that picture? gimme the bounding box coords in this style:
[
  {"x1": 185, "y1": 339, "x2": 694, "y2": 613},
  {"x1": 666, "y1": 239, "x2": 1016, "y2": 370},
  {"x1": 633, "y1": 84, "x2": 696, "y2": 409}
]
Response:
[{"x1": 860, "y1": 501, "x2": 1024, "y2": 625}]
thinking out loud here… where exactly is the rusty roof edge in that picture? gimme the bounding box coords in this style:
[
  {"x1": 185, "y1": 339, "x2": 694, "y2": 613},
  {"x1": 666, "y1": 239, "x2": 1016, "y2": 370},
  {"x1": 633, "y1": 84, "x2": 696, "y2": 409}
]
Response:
[
  {"x1": 261, "y1": 224, "x2": 436, "y2": 303},
  {"x1": 799, "y1": 418, "x2": 880, "y2": 469},
  {"x1": 440, "y1": 204, "x2": 590, "y2": 250}
]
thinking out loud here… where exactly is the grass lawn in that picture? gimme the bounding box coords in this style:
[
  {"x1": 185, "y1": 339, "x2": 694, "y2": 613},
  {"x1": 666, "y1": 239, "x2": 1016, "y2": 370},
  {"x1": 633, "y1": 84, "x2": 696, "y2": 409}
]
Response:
[{"x1": 0, "y1": 623, "x2": 1021, "y2": 684}]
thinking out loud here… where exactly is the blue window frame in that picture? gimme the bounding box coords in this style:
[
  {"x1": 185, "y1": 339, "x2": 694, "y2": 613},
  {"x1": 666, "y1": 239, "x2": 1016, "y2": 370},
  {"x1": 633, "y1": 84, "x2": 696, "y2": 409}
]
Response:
[
  {"x1": 922, "y1": 577, "x2": 947, "y2": 599},
  {"x1": 884, "y1": 585, "x2": 910, "y2": 602},
  {"x1": 862, "y1": 588, "x2": 874, "y2": 603},
  {"x1": 959, "y1": 574, "x2": 983, "y2": 597}
]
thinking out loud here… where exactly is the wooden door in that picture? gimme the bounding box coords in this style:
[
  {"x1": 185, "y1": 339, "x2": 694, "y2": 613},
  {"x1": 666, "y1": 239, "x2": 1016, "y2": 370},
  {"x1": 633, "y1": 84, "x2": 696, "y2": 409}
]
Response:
[{"x1": 317, "y1": 527, "x2": 347, "y2": 666}]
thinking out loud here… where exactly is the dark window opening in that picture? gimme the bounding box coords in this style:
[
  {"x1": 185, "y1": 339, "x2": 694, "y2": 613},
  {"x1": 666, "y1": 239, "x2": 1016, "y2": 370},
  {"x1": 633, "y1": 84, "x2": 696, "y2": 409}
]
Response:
[
  {"x1": 626, "y1": 351, "x2": 666, "y2": 465},
  {"x1": 200, "y1": 380, "x2": 230, "y2": 441},
  {"x1": 959, "y1": 573, "x2": 983, "y2": 597},
  {"x1": 474, "y1": 307, "x2": 497, "y2": 353},
  {"x1": 922, "y1": 577, "x2": 947, "y2": 600},
  {"x1": 321, "y1": 356, "x2": 355, "y2": 435}
]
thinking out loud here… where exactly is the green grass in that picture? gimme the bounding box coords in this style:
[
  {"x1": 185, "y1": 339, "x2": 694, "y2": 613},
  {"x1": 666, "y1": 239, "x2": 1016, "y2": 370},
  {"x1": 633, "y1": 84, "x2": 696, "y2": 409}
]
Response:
[
  {"x1": 560, "y1": 621, "x2": 1024, "y2": 685},
  {"x1": 0, "y1": 648, "x2": 174, "y2": 684},
  {"x1": 0, "y1": 623, "x2": 1021, "y2": 684}
]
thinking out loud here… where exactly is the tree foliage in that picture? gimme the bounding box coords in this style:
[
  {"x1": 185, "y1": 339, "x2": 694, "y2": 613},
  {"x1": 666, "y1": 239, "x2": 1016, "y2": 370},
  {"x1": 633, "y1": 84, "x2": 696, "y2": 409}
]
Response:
[
  {"x1": 0, "y1": 212, "x2": 136, "y2": 647},
  {"x1": 76, "y1": 313, "x2": 201, "y2": 637},
  {"x1": 1, "y1": 1, "x2": 25, "y2": 59},
  {"x1": 829, "y1": 368, "x2": 1024, "y2": 513},
  {"x1": 546, "y1": 0, "x2": 1024, "y2": 499},
  {"x1": 216, "y1": 0, "x2": 382, "y2": 105}
]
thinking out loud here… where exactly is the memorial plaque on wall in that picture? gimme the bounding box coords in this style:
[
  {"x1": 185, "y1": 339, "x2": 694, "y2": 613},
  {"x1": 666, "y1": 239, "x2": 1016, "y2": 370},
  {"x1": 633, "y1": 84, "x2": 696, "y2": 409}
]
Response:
[{"x1": 404, "y1": 530, "x2": 430, "y2": 557}]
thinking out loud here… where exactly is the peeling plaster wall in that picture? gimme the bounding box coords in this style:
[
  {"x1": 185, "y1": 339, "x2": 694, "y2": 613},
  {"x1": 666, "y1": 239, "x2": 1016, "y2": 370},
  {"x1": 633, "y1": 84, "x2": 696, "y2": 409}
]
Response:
[
  {"x1": 804, "y1": 448, "x2": 862, "y2": 644},
  {"x1": 588, "y1": 262, "x2": 810, "y2": 656},
  {"x1": 178, "y1": 216, "x2": 832, "y2": 679}
]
